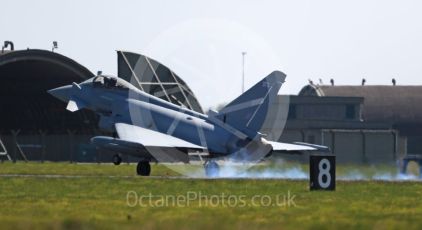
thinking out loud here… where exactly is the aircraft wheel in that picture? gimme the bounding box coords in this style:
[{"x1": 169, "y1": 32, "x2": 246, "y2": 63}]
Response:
[
  {"x1": 137, "y1": 161, "x2": 151, "y2": 176},
  {"x1": 204, "y1": 161, "x2": 219, "y2": 177},
  {"x1": 112, "y1": 154, "x2": 122, "y2": 165}
]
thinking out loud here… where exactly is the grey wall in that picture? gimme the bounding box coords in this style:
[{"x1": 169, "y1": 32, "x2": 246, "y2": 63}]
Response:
[{"x1": 276, "y1": 129, "x2": 397, "y2": 164}]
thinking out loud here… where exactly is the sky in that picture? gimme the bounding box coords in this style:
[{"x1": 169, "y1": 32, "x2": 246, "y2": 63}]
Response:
[{"x1": 2, "y1": 0, "x2": 422, "y2": 109}]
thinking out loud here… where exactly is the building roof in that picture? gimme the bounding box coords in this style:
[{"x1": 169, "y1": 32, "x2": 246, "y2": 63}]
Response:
[{"x1": 299, "y1": 84, "x2": 422, "y2": 128}]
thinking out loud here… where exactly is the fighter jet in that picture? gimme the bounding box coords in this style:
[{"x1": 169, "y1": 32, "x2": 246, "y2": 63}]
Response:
[{"x1": 48, "y1": 71, "x2": 328, "y2": 176}]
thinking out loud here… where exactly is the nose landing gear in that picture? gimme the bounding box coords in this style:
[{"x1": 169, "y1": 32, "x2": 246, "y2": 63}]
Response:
[{"x1": 112, "y1": 154, "x2": 122, "y2": 165}]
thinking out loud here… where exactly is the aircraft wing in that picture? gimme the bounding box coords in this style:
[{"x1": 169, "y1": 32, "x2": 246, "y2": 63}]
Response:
[
  {"x1": 91, "y1": 123, "x2": 204, "y2": 162},
  {"x1": 267, "y1": 141, "x2": 329, "y2": 153},
  {"x1": 115, "y1": 123, "x2": 204, "y2": 150}
]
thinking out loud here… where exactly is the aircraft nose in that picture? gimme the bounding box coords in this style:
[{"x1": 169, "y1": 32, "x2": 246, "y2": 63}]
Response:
[{"x1": 47, "y1": 85, "x2": 73, "y2": 102}]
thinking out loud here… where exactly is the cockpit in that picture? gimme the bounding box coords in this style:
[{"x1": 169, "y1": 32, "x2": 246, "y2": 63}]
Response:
[{"x1": 88, "y1": 75, "x2": 133, "y2": 90}]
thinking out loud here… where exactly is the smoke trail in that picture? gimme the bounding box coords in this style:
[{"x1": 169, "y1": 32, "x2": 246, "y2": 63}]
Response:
[
  {"x1": 338, "y1": 170, "x2": 366, "y2": 181},
  {"x1": 218, "y1": 164, "x2": 308, "y2": 179},
  {"x1": 371, "y1": 172, "x2": 419, "y2": 181},
  {"x1": 213, "y1": 162, "x2": 421, "y2": 181},
  {"x1": 338, "y1": 170, "x2": 420, "y2": 181},
  {"x1": 180, "y1": 160, "x2": 421, "y2": 181}
]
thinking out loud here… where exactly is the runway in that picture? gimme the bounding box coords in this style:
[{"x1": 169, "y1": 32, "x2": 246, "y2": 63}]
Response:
[
  {"x1": 0, "y1": 173, "x2": 310, "y2": 181},
  {"x1": 0, "y1": 173, "x2": 420, "y2": 182}
]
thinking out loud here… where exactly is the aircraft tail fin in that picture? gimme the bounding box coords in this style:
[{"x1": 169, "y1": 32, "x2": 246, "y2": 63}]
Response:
[{"x1": 215, "y1": 71, "x2": 286, "y2": 134}]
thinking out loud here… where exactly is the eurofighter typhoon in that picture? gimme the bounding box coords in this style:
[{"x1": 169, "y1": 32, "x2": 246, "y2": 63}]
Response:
[{"x1": 48, "y1": 71, "x2": 327, "y2": 176}]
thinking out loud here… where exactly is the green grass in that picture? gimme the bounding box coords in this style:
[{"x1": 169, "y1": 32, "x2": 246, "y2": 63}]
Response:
[{"x1": 0, "y1": 162, "x2": 422, "y2": 229}]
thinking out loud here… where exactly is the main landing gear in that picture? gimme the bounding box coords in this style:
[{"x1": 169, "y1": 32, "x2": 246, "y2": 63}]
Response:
[
  {"x1": 112, "y1": 154, "x2": 151, "y2": 176},
  {"x1": 204, "y1": 161, "x2": 220, "y2": 177},
  {"x1": 136, "y1": 161, "x2": 151, "y2": 176}
]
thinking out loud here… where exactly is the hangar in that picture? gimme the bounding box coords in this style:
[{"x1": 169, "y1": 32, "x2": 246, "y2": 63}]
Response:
[
  {"x1": 116, "y1": 51, "x2": 203, "y2": 113},
  {"x1": 0, "y1": 43, "x2": 99, "y2": 162}
]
